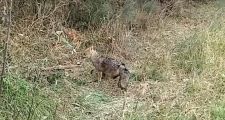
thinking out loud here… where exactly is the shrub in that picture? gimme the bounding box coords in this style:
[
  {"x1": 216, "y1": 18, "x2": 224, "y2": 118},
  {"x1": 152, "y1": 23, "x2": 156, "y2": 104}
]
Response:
[{"x1": 0, "y1": 75, "x2": 56, "y2": 120}]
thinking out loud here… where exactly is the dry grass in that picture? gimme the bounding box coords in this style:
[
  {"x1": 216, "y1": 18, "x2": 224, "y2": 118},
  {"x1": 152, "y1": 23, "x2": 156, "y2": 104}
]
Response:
[{"x1": 1, "y1": 0, "x2": 225, "y2": 120}]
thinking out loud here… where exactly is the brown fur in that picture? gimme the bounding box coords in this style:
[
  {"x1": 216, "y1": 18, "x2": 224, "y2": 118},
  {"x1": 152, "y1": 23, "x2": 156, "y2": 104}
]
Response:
[
  {"x1": 118, "y1": 65, "x2": 130, "y2": 91},
  {"x1": 85, "y1": 46, "x2": 130, "y2": 90}
]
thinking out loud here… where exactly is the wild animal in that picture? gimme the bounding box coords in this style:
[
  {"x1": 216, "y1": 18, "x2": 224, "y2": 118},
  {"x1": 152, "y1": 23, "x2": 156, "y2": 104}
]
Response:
[{"x1": 85, "y1": 46, "x2": 130, "y2": 90}]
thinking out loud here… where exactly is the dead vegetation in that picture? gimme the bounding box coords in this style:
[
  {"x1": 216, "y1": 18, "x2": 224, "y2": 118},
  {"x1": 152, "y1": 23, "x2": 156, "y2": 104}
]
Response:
[{"x1": 1, "y1": 0, "x2": 225, "y2": 119}]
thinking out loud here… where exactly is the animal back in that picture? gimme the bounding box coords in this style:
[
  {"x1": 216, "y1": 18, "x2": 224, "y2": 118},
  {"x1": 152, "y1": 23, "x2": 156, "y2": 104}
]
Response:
[{"x1": 100, "y1": 57, "x2": 122, "y2": 78}]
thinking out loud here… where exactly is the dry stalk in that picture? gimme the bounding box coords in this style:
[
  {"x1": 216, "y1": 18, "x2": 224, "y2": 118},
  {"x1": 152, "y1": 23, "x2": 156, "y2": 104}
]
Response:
[
  {"x1": 122, "y1": 91, "x2": 127, "y2": 119},
  {"x1": 40, "y1": 64, "x2": 81, "y2": 71},
  {"x1": 0, "y1": 0, "x2": 12, "y2": 94}
]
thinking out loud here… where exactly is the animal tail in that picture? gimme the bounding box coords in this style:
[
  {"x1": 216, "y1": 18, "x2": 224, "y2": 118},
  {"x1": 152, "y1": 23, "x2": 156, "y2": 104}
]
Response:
[{"x1": 118, "y1": 63, "x2": 130, "y2": 91}]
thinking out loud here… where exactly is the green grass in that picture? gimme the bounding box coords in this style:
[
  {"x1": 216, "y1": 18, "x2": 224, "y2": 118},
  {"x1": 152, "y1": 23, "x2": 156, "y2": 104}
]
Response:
[
  {"x1": 71, "y1": 90, "x2": 113, "y2": 119},
  {"x1": 0, "y1": 75, "x2": 56, "y2": 120},
  {"x1": 146, "y1": 65, "x2": 166, "y2": 81},
  {"x1": 172, "y1": 33, "x2": 206, "y2": 75},
  {"x1": 211, "y1": 101, "x2": 225, "y2": 120},
  {"x1": 3, "y1": 0, "x2": 225, "y2": 120}
]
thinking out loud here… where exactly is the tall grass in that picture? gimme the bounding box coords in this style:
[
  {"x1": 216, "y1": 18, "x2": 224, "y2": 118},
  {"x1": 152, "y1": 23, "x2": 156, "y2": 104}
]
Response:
[
  {"x1": 0, "y1": 75, "x2": 56, "y2": 120},
  {"x1": 172, "y1": 33, "x2": 206, "y2": 75},
  {"x1": 2, "y1": 0, "x2": 225, "y2": 120},
  {"x1": 211, "y1": 101, "x2": 225, "y2": 120}
]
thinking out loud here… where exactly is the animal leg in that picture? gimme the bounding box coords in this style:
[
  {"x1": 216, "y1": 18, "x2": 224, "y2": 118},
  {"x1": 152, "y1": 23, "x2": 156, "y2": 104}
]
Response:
[
  {"x1": 90, "y1": 69, "x2": 94, "y2": 74},
  {"x1": 97, "y1": 72, "x2": 102, "y2": 87},
  {"x1": 98, "y1": 72, "x2": 102, "y2": 82},
  {"x1": 113, "y1": 74, "x2": 120, "y2": 79},
  {"x1": 101, "y1": 73, "x2": 106, "y2": 79},
  {"x1": 118, "y1": 74, "x2": 129, "y2": 91}
]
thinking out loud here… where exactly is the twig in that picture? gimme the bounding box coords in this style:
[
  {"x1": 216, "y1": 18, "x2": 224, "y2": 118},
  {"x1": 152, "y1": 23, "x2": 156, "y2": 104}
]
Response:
[
  {"x1": 41, "y1": 65, "x2": 81, "y2": 71},
  {"x1": 0, "y1": 0, "x2": 12, "y2": 94},
  {"x1": 25, "y1": 1, "x2": 69, "y2": 34}
]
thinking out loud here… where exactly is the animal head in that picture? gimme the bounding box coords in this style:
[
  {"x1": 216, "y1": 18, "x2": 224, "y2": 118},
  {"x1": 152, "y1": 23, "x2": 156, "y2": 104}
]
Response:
[{"x1": 84, "y1": 46, "x2": 98, "y2": 58}]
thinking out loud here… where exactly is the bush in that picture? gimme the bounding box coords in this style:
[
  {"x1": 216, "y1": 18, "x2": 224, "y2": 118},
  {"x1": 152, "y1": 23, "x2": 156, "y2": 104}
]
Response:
[
  {"x1": 67, "y1": 0, "x2": 114, "y2": 30},
  {"x1": 0, "y1": 75, "x2": 56, "y2": 120}
]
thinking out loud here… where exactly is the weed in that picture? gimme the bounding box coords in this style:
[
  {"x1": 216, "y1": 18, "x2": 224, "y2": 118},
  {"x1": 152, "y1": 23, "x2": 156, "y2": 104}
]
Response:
[
  {"x1": 147, "y1": 65, "x2": 166, "y2": 82},
  {"x1": 1, "y1": 0, "x2": 225, "y2": 120},
  {"x1": 82, "y1": 91, "x2": 112, "y2": 107},
  {"x1": 73, "y1": 78, "x2": 88, "y2": 86},
  {"x1": 172, "y1": 33, "x2": 206, "y2": 75},
  {"x1": 211, "y1": 101, "x2": 225, "y2": 120},
  {"x1": 130, "y1": 73, "x2": 142, "y2": 82},
  {"x1": 72, "y1": 91, "x2": 113, "y2": 119},
  {"x1": 185, "y1": 79, "x2": 201, "y2": 95},
  {"x1": 0, "y1": 75, "x2": 55, "y2": 120}
]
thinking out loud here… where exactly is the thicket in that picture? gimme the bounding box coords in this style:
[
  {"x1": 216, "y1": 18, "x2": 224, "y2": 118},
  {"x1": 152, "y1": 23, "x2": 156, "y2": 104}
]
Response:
[
  {"x1": 1, "y1": 0, "x2": 215, "y2": 30},
  {"x1": 0, "y1": 0, "x2": 218, "y2": 119}
]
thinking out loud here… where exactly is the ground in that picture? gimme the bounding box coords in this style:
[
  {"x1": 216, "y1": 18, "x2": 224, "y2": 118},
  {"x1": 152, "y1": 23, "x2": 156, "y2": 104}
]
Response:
[
  {"x1": 1, "y1": 1, "x2": 225, "y2": 120},
  {"x1": 50, "y1": 2, "x2": 225, "y2": 120}
]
